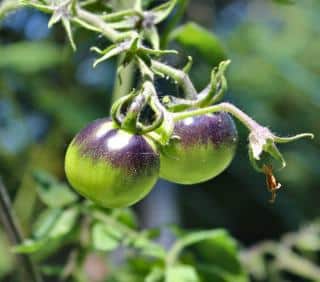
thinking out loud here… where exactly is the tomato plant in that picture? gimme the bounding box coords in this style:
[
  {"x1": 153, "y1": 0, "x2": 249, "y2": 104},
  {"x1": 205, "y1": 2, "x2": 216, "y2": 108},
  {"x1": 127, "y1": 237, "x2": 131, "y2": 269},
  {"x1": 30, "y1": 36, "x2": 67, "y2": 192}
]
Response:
[{"x1": 0, "y1": 0, "x2": 316, "y2": 281}]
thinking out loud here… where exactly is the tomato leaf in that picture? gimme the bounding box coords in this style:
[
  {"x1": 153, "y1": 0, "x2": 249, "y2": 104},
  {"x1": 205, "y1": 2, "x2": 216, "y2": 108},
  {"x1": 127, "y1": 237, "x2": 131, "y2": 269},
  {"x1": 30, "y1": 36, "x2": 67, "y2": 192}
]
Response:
[
  {"x1": 169, "y1": 22, "x2": 226, "y2": 65},
  {"x1": 33, "y1": 170, "x2": 78, "y2": 208},
  {"x1": 92, "y1": 222, "x2": 121, "y2": 251},
  {"x1": 166, "y1": 265, "x2": 200, "y2": 282}
]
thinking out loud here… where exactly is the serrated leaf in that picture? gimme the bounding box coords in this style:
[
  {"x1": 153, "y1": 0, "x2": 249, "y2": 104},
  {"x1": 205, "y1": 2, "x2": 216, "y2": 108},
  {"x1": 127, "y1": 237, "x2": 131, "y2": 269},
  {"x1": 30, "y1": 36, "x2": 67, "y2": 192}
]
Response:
[
  {"x1": 170, "y1": 22, "x2": 226, "y2": 65},
  {"x1": 92, "y1": 222, "x2": 120, "y2": 251},
  {"x1": 166, "y1": 265, "x2": 200, "y2": 282}
]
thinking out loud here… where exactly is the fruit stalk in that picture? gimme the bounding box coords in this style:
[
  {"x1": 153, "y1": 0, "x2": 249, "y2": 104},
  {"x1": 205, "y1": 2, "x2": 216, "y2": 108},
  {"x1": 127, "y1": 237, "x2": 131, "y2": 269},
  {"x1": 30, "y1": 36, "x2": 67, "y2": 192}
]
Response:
[{"x1": 173, "y1": 102, "x2": 259, "y2": 130}]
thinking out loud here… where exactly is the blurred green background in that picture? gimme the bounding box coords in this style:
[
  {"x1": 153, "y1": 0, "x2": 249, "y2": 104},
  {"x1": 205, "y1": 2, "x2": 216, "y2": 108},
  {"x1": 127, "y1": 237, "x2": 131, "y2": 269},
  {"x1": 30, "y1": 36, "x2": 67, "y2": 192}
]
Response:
[{"x1": 0, "y1": 0, "x2": 319, "y2": 281}]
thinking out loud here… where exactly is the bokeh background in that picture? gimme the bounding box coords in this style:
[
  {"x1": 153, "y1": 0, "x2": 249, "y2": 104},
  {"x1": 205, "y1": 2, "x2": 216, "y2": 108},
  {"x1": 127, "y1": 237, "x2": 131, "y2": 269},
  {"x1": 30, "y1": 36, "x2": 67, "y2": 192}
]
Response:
[{"x1": 0, "y1": 0, "x2": 319, "y2": 281}]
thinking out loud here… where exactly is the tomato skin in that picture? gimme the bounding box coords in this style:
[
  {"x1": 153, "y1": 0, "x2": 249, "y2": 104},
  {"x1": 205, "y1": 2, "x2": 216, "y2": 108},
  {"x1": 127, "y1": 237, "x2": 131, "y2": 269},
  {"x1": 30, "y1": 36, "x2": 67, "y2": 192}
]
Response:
[
  {"x1": 65, "y1": 118, "x2": 159, "y2": 208},
  {"x1": 159, "y1": 113, "x2": 238, "y2": 184}
]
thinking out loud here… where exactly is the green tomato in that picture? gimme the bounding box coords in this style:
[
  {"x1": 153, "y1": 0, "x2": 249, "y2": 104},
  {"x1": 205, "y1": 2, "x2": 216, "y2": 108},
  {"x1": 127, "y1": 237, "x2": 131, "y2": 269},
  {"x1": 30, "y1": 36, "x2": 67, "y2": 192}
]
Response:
[
  {"x1": 160, "y1": 113, "x2": 238, "y2": 184},
  {"x1": 65, "y1": 118, "x2": 160, "y2": 208}
]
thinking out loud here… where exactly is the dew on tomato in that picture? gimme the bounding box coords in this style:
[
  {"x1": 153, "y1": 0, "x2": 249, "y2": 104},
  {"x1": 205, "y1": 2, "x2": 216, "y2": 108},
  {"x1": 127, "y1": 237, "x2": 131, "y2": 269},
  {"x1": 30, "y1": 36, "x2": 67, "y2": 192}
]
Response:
[
  {"x1": 159, "y1": 112, "x2": 238, "y2": 184},
  {"x1": 65, "y1": 118, "x2": 160, "y2": 208}
]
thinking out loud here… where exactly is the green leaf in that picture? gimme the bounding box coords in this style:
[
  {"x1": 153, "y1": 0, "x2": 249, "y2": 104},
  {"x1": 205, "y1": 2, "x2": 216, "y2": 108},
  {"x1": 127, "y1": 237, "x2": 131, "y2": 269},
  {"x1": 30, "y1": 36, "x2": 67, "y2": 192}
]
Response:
[
  {"x1": 166, "y1": 265, "x2": 200, "y2": 282},
  {"x1": 151, "y1": 0, "x2": 177, "y2": 24},
  {"x1": 92, "y1": 222, "x2": 121, "y2": 251},
  {"x1": 170, "y1": 22, "x2": 226, "y2": 65},
  {"x1": 13, "y1": 239, "x2": 49, "y2": 254},
  {"x1": 112, "y1": 208, "x2": 138, "y2": 229},
  {"x1": 32, "y1": 208, "x2": 62, "y2": 239},
  {"x1": 33, "y1": 170, "x2": 78, "y2": 208},
  {"x1": 13, "y1": 205, "x2": 79, "y2": 254},
  {"x1": 48, "y1": 207, "x2": 79, "y2": 238},
  {"x1": 193, "y1": 230, "x2": 248, "y2": 282},
  {"x1": 0, "y1": 42, "x2": 64, "y2": 73},
  {"x1": 145, "y1": 267, "x2": 164, "y2": 282}
]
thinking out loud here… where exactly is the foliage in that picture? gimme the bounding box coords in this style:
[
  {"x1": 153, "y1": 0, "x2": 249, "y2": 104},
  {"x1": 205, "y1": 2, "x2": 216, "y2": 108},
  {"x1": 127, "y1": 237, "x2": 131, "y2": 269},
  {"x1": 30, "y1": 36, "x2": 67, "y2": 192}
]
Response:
[
  {"x1": 0, "y1": 0, "x2": 319, "y2": 281},
  {"x1": 13, "y1": 171, "x2": 247, "y2": 281}
]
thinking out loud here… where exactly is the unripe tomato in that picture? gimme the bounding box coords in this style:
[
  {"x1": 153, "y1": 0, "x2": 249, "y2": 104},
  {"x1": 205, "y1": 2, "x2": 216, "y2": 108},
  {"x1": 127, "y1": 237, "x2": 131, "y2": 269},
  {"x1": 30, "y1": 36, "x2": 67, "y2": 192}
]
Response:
[
  {"x1": 159, "y1": 112, "x2": 238, "y2": 184},
  {"x1": 65, "y1": 118, "x2": 160, "y2": 208}
]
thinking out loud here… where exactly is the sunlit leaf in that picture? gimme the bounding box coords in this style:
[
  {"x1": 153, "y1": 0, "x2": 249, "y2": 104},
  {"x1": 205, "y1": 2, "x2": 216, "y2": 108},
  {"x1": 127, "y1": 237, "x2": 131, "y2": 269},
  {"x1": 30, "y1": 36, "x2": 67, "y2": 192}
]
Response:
[
  {"x1": 166, "y1": 265, "x2": 200, "y2": 282},
  {"x1": 92, "y1": 222, "x2": 121, "y2": 251}
]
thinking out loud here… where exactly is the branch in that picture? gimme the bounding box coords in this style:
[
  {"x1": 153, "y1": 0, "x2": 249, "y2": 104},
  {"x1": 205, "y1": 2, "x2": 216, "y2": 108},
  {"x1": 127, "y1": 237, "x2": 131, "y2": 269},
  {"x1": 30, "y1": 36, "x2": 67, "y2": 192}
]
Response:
[
  {"x1": 0, "y1": 178, "x2": 43, "y2": 282},
  {"x1": 0, "y1": 0, "x2": 22, "y2": 20}
]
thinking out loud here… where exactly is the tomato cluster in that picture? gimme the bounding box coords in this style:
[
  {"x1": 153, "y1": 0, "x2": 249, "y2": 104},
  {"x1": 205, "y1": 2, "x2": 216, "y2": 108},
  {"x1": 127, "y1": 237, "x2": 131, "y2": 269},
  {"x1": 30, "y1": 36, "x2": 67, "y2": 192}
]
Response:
[{"x1": 65, "y1": 113, "x2": 238, "y2": 208}]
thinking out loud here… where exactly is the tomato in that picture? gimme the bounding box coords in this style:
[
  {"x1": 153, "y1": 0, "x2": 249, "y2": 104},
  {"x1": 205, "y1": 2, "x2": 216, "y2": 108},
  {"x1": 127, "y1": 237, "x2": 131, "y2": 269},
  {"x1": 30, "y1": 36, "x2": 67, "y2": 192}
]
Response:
[
  {"x1": 159, "y1": 112, "x2": 238, "y2": 184},
  {"x1": 65, "y1": 118, "x2": 160, "y2": 208}
]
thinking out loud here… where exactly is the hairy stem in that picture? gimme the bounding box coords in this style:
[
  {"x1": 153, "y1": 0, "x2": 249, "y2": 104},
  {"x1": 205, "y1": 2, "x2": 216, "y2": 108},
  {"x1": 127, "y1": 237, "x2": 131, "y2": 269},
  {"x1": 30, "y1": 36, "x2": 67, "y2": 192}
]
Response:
[
  {"x1": 76, "y1": 8, "x2": 121, "y2": 42},
  {"x1": 173, "y1": 102, "x2": 260, "y2": 131},
  {"x1": 111, "y1": 59, "x2": 135, "y2": 104},
  {"x1": 151, "y1": 60, "x2": 197, "y2": 99}
]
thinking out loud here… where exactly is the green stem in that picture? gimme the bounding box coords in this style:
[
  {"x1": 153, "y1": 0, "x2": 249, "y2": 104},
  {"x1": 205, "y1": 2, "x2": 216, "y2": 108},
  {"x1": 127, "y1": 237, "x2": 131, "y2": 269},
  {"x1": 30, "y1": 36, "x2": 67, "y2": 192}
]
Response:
[
  {"x1": 0, "y1": 179, "x2": 43, "y2": 282},
  {"x1": 173, "y1": 102, "x2": 260, "y2": 131},
  {"x1": 0, "y1": 0, "x2": 21, "y2": 20},
  {"x1": 76, "y1": 8, "x2": 122, "y2": 42},
  {"x1": 121, "y1": 89, "x2": 150, "y2": 132},
  {"x1": 102, "y1": 9, "x2": 142, "y2": 21},
  {"x1": 166, "y1": 230, "x2": 221, "y2": 266},
  {"x1": 111, "y1": 58, "x2": 135, "y2": 104},
  {"x1": 151, "y1": 60, "x2": 197, "y2": 99}
]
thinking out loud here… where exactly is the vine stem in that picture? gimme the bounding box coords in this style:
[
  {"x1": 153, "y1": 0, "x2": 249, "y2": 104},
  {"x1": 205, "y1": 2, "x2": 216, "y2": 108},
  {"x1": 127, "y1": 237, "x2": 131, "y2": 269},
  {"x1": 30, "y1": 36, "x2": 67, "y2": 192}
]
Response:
[
  {"x1": 173, "y1": 102, "x2": 260, "y2": 131},
  {"x1": 72, "y1": 6, "x2": 198, "y2": 100},
  {"x1": 0, "y1": 179, "x2": 43, "y2": 282},
  {"x1": 76, "y1": 8, "x2": 121, "y2": 41},
  {"x1": 111, "y1": 58, "x2": 135, "y2": 104},
  {"x1": 151, "y1": 59, "x2": 197, "y2": 99}
]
